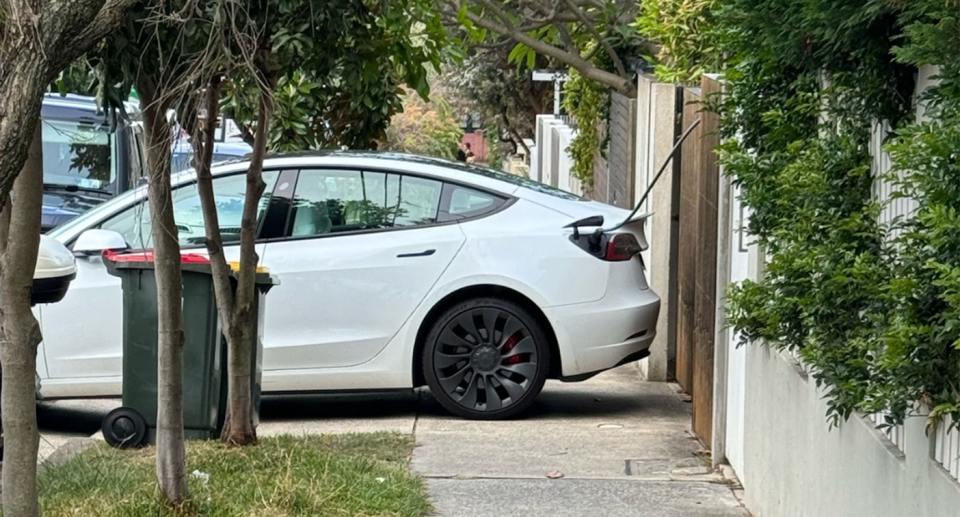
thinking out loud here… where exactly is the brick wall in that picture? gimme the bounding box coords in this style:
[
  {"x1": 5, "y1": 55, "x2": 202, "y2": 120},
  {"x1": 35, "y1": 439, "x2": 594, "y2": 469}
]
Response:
[{"x1": 461, "y1": 131, "x2": 489, "y2": 162}]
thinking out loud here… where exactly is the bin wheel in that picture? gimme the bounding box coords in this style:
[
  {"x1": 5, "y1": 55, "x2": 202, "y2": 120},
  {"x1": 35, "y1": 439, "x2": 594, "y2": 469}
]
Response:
[{"x1": 102, "y1": 407, "x2": 147, "y2": 449}]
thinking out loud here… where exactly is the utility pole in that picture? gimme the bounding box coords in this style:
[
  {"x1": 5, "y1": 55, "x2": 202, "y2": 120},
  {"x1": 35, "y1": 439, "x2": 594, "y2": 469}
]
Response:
[{"x1": 532, "y1": 71, "x2": 570, "y2": 115}]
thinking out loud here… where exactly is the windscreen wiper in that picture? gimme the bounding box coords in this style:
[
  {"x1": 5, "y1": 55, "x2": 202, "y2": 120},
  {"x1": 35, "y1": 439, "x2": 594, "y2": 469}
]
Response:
[{"x1": 43, "y1": 183, "x2": 113, "y2": 197}]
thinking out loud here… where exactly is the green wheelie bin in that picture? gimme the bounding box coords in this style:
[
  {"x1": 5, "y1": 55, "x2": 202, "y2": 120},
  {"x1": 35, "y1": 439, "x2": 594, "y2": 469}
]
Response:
[
  {"x1": 100, "y1": 251, "x2": 275, "y2": 448},
  {"x1": 217, "y1": 261, "x2": 276, "y2": 432}
]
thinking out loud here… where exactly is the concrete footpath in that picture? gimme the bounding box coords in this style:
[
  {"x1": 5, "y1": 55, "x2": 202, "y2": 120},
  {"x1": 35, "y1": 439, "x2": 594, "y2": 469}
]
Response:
[
  {"x1": 37, "y1": 365, "x2": 747, "y2": 517},
  {"x1": 413, "y1": 367, "x2": 747, "y2": 517}
]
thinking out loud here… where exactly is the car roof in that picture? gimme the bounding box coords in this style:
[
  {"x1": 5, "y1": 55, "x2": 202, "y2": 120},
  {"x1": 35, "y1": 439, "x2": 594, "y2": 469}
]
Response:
[
  {"x1": 42, "y1": 93, "x2": 139, "y2": 124},
  {"x1": 242, "y1": 151, "x2": 582, "y2": 201},
  {"x1": 49, "y1": 151, "x2": 584, "y2": 241},
  {"x1": 193, "y1": 151, "x2": 516, "y2": 196}
]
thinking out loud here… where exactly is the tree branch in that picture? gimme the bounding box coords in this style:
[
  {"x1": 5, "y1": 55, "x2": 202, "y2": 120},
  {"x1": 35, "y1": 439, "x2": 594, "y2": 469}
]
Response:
[
  {"x1": 553, "y1": 21, "x2": 578, "y2": 53},
  {"x1": 561, "y1": 0, "x2": 627, "y2": 78},
  {"x1": 501, "y1": 111, "x2": 530, "y2": 156},
  {"x1": 453, "y1": 0, "x2": 635, "y2": 95},
  {"x1": 50, "y1": 0, "x2": 139, "y2": 73},
  {"x1": 472, "y1": 38, "x2": 520, "y2": 50}
]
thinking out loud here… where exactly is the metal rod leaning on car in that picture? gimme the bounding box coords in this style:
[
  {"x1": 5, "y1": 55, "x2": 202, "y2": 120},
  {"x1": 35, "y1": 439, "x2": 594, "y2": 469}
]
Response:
[{"x1": 599, "y1": 118, "x2": 703, "y2": 235}]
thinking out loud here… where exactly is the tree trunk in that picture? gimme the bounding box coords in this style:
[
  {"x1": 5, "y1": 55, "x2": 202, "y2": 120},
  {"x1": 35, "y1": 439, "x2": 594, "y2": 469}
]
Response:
[
  {"x1": 191, "y1": 79, "x2": 239, "y2": 402},
  {"x1": 0, "y1": 0, "x2": 139, "y2": 202},
  {"x1": 0, "y1": 124, "x2": 44, "y2": 517},
  {"x1": 0, "y1": 55, "x2": 47, "y2": 209},
  {"x1": 189, "y1": 80, "x2": 254, "y2": 446},
  {"x1": 219, "y1": 79, "x2": 272, "y2": 446},
  {"x1": 140, "y1": 81, "x2": 188, "y2": 504}
]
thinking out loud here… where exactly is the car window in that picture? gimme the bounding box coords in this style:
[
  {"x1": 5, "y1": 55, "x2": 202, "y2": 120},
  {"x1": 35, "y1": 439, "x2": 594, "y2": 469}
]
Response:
[
  {"x1": 289, "y1": 170, "x2": 442, "y2": 237},
  {"x1": 439, "y1": 185, "x2": 505, "y2": 222},
  {"x1": 98, "y1": 170, "x2": 280, "y2": 249},
  {"x1": 361, "y1": 152, "x2": 582, "y2": 200}
]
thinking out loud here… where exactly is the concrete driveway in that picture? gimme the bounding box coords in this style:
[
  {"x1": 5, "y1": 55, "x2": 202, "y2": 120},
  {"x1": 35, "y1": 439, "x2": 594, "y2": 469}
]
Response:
[{"x1": 37, "y1": 365, "x2": 746, "y2": 516}]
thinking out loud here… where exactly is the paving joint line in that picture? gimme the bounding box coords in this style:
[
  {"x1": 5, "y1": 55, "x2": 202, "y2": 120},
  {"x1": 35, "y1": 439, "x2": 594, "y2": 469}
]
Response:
[
  {"x1": 419, "y1": 473, "x2": 734, "y2": 484},
  {"x1": 412, "y1": 388, "x2": 422, "y2": 437}
]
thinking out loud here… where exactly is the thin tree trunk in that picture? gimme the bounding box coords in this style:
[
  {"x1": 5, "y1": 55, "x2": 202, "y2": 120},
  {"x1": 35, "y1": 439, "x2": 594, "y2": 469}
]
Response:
[
  {"x1": 189, "y1": 80, "x2": 254, "y2": 445},
  {"x1": 0, "y1": 193, "x2": 12, "y2": 257},
  {"x1": 0, "y1": 124, "x2": 44, "y2": 517},
  {"x1": 220, "y1": 76, "x2": 272, "y2": 445},
  {"x1": 192, "y1": 79, "x2": 238, "y2": 360},
  {"x1": 140, "y1": 81, "x2": 188, "y2": 504},
  {"x1": 0, "y1": 57, "x2": 47, "y2": 209},
  {"x1": 500, "y1": 113, "x2": 529, "y2": 157}
]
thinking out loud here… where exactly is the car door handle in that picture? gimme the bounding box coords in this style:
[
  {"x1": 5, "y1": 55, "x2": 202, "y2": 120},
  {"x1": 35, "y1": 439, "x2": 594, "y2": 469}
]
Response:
[{"x1": 397, "y1": 249, "x2": 436, "y2": 258}]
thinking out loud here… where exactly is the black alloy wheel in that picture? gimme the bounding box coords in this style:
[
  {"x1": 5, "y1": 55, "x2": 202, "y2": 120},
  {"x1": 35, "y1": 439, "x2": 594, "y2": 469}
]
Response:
[{"x1": 423, "y1": 298, "x2": 549, "y2": 419}]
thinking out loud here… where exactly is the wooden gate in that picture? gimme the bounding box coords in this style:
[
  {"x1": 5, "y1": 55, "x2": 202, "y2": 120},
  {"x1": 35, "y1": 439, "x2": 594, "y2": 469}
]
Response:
[{"x1": 674, "y1": 76, "x2": 722, "y2": 446}]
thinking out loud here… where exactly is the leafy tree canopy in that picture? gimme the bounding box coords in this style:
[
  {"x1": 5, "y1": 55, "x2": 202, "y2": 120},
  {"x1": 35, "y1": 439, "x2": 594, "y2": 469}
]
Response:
[
  {"x1": 56, "y1": 0, "x2": 455, "y2": 151},
  {"x1": 220, "y1": 0, "x2": 454, "y2": 151},
  {"x1": 382, "y1": 90, "x2": 462, "y2": 159}
]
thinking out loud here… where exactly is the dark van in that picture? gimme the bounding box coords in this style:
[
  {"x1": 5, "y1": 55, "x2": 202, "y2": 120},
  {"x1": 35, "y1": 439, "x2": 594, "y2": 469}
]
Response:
[{"x1": 40, "y1": 93, "x2": 145, "y2": 232}]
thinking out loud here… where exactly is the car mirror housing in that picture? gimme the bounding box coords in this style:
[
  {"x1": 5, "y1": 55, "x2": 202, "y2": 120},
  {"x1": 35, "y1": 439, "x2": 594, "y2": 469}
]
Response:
[{"x1": 73, "y1": 229, "x2": 129, "y2": 255}]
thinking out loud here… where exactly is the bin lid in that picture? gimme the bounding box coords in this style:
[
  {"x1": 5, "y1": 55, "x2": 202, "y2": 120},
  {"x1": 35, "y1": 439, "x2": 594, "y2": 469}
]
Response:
[
  {"x1": 227, "y1": 260, "x2": 269, "y2": 274},
  {"x1": 103, "y1": 251, "x2": 277, "y2": 286}
]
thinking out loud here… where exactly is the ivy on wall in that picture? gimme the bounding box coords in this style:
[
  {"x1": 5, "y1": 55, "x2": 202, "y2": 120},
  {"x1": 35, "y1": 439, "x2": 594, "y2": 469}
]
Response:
[
  {"x1": 646, "y1": 0, "x2": 960, "y2": 427},
  {"x1": 563, "y1": 69, "x2": 608, "y2": 191}
]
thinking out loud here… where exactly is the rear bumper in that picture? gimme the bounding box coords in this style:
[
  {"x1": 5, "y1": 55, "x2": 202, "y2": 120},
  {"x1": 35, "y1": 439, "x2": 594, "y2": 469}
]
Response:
[
  {"x1": 544, "y1": 288, "x2": 660, "y2": 378},
  {"x1": 559, "y1": 348, "x2": 651, "y2": 382}
]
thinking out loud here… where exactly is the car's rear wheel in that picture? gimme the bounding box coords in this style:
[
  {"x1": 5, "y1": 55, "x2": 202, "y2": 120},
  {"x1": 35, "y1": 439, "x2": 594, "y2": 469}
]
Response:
[{"x1": 423, "y1": 298, "x2": 550, "y2": 419}]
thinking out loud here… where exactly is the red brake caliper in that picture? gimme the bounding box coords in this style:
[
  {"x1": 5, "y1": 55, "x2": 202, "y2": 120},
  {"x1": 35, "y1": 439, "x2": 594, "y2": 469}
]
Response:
[{"x1": 501, "y1": 335, "x2": 523, "y2": 365}]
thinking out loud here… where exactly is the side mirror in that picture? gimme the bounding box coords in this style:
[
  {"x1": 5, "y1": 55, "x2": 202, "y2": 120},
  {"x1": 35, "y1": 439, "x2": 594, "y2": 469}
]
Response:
[{"x1": 73, "y1": 229, "x2": 128, "y2": 256}]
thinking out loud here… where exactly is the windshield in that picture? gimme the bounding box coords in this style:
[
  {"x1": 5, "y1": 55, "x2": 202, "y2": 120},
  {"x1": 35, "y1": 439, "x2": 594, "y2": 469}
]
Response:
[
  {"x1": 42, "y1": 118, "x2": 117, "y2": 193},
  {"x1": 364, "y1": 152, "x2": 584, "y2": 201}
]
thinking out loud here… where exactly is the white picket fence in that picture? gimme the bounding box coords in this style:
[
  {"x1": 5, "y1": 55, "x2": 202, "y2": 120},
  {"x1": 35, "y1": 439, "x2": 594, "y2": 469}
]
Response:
[
  {"x1": 870, "y1": 411, "x2": 906, "y2": 453},
  {"x1": 936, "y1": 415, "x2": 960, "y2": 481},
  {"x1": 869, "y1": 66, "x2": 959, "y2": 478}
]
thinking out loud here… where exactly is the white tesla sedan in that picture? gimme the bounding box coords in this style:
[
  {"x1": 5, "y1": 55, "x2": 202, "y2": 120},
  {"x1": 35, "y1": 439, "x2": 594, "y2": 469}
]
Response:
[{"x1": 38, "y1": 152, "x2": 659, "y2": 419}]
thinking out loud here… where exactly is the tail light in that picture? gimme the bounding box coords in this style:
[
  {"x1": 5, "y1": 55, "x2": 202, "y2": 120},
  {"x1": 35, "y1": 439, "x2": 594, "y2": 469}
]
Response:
[{"x1": 604, "y1": 233, "x2": 642, "y2": 261}]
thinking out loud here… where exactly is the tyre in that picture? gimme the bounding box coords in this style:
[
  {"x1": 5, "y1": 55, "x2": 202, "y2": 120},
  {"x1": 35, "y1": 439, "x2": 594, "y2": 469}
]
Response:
[
  {"x1": 102, "y1": 407, "x2": 147, "y2": 449},
  {"x1": 423, "y1": 297, "x2": 550, "y2": 419}
]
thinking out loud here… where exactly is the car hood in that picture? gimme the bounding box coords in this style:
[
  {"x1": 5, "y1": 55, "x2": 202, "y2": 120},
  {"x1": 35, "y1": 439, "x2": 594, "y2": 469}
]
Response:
[{"x1": 42, "y1": 189, "x2": 110, "y2": 231}]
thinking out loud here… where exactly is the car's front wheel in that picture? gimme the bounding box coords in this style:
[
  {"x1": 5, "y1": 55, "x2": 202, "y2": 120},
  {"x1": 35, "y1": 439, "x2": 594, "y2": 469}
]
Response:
[{"x1": 423, "y1": 298, "x2": 550, "y2": 419}]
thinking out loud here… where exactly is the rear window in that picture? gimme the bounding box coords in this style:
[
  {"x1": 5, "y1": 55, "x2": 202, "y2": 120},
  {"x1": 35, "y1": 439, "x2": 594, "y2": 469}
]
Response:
[
  {"x1": 438, "y1": 184, "x2": 506, "y2": 222},
  {"x1": 462, "y1": 163, "x2": 583, "y2": 201}
]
